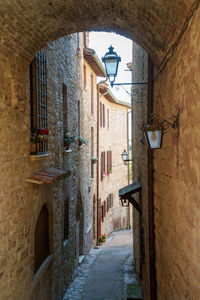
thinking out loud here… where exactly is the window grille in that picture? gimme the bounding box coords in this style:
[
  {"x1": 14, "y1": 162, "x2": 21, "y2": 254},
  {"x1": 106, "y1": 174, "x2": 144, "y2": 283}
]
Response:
[
  {"x1": 34, "y1": 204, "x2": 50, "y2": 273},
  {"x1": 30, "y1": 50, "x2": 48, "y2": 154}
]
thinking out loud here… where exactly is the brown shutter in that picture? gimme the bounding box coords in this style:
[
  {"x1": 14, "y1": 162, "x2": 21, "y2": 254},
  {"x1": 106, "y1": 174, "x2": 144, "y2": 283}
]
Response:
[
  {"x1": 100, "y1": 102, "x2": 102, "y2": 127},
  {"x1": 107, "y1": 151, "x2": 109, "y2": 174},
  {"x1": 107, "y1": 109, "x2": 109, "y2": 128},
  {"x1": 101, "y1": 152, "x2": 103, "y2": 181},
  {"x1": 103, "y1": 151, "x2": 105, "y2": 174},
  {"x1": 110, "y1": 150, "x2": 112, "y2": 170},
  {"x1": 103, "y1": 104, "x2": 105, "y2": 127}
]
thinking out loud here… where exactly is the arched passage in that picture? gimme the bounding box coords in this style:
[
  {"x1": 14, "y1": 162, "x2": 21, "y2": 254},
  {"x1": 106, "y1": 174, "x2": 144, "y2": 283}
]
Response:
[{"x1": 0, "y1": 0, "x2": 195, "y2": 65}]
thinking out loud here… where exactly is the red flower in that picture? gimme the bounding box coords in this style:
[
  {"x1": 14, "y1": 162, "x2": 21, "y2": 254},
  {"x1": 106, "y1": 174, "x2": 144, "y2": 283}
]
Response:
[
  {"x1": 40, "y1": 129, "x2": 45, "y2": 135},
  {"x1": 44, "y1": 129, "x2": 49, "y2": 135},
  {"x1": 44, "y1": 138, "x2": 48, "y2": 143}
]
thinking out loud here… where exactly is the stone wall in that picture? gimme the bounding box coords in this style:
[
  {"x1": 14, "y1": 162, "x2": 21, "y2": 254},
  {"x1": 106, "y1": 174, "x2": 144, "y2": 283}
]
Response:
[
  {"x1": 132, "y1": 4, "x2": 200, "y2": 300},
  {"x1": 131, "y1": 42, "x2": 149, "y2": 298},
  {"x1": 0, "y1": 33, "x2": 83, "y2": 300},
  {"x1": 153, "y1": 6, "x2": 200, "y2": 300},
  {"x1": 80, "y1": 53, "x2": 98, "y2": 251}
]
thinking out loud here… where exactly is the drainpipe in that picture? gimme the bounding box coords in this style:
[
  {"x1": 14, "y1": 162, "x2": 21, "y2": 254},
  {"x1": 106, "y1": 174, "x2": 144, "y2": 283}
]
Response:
[
  {"x1": 96, "y1": 78, "x2": 108, "y2": 246},
  {"x1": 148, "y1": 56, "x2": 156, "y2": 300}
]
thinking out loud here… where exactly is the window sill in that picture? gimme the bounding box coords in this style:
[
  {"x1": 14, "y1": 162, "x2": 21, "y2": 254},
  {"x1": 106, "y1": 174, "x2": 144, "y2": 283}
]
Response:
[
  {"x1": 63, "y1": 149, "x2": 72, "y2": 154},
  {"x1": 31, "y1": 254, "x2": 53, "y2": 290},
  {"x1": 30, "y1": 153, "x2": 50, "y2": 161}
]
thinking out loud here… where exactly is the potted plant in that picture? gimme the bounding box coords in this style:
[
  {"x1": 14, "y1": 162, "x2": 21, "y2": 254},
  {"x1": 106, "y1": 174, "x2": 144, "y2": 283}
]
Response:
[
  {"x1": 103, "y1": 171, "x2": 108, "y2": 177},
  {"x1": 64, "y1": 131, "x2": 76, "y2": 150},
  {"x1": 99, "y1": 235, "x2": 105, "y2": 244},
  {"x1": 31, "y1": 128, "x2": 49, "y2": 154},
  {"x1": 77, "y1": 137, "x2": 88, "y2": 147},
  {"x1": 91, "y1": 157, "x2": 98, "y2": 164},
  {"x1": 108, "y1": 169, "x2": 112, "y2": 174}
]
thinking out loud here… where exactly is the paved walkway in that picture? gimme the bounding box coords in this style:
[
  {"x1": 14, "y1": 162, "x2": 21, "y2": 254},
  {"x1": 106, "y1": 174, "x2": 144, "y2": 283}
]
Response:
[{"x1": 63, "y1": 230, "x2": 138, "y2": 300}]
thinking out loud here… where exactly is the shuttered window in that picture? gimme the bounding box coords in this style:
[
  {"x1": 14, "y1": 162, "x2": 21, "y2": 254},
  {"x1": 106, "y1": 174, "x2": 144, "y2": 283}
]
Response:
[
  {"x1": 107, "y1": 150, "x2": 112, "y2": 175},
  {"x1": 101, "y1": 205, "x2": 104, "y2": 222},
  {"x1": 103, "y1": 104, "x2": 105, "y2": 127},
  {"x1": 30, "y1": 50, "x2": 48, "y2": 154},
  {"x1": 101, "y1": 151, "x2": 106, "y2": 180},
  {"x1": 91, "y1": 74, "x2": 94, "y2": 114},
  {"x1": 34, "y1": 204, "x2": 50, "y2": 273},
  {"x1": 107, "y1": 109, "x2": 109, "y2": 128},
  {"x1": 84, "y1": 65, "x2": 87, "y2": 88}
]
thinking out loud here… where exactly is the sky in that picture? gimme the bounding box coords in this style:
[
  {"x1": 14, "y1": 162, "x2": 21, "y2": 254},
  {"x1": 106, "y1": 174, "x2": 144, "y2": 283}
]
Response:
[{"x1": 89, "y1": 32, "x2": 132, "y2": 103}]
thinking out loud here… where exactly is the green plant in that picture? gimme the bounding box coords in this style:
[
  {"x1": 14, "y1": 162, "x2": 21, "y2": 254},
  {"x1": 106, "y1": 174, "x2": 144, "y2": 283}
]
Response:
[
  {"x1": 64, "y1": 131, "x2": 76, "y2": 144},
  {"x1": 31, "y1": 128, "x2": 49, "y2": 143},
  {"x1": 77, "y1": 136, "x2": 88, "y2": 145}
]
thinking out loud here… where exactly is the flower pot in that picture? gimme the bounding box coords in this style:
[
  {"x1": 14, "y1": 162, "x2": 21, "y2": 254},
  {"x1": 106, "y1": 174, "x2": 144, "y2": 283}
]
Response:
[
  {"x1": 78, "y1": 141, "x2": 83, "y2": 147},
  {"x1": 64, "y1": 143, "x2": 71, "y2": 150}
]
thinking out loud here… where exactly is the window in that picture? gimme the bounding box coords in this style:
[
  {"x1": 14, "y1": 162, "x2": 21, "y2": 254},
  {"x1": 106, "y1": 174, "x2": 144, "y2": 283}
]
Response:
[
  {"x1": 91, "y1": 127, "x2": 94, "y2": 178},
  {"x1": 83, "y1": 65, "x2": 87, "y2": 88},
  {"x1": 34, "y1": 204, "x2": 50, "y2": 273},
  {"x1": 64, "y1": 199, "x2": 69, "y2": 240},
  {"x1": 100, "y1": 102, "x2": 102, "y2": 127},
  {"x1": 30, "y1": 50, "x2": 48, "y2": 154},
  {"x1": 101, "y1": 151, "x2": 106, "y2": 180},
  {"x1": 107, "y1": 150, "x2": 112, "y2": 175},
  {"x1": 101, "y1": 205, "x2": 104, "y2": 222},
  {"x1": 91, "y1": 74, "x2": 94, "y2": 114},
  {"x1": 103, "y1": 104, "x2": 105, "y2": 127},
  {"x1": 107, "y1": 109, "x2": 109, "y2": 128}
]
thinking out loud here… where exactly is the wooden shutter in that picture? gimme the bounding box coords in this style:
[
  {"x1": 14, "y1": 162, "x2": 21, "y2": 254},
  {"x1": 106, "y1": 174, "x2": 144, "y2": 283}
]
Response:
[
  {"x1": 104, "y1": 152, "x2": 105, "y2": 175},
  {"x1": 101, "y1": 205, "x2": 104, "y2": 222},
  {"x1": 110, "y1": 150, "x2": 112, "y2": 170},
  {"x1": 107, "y1": 109, "x2": 109, "y2": 128},
  {"x1": 107, "y1": 197, "x2": 109, "y2": 212},
  {"x1": 107, "y1": 151, "x2": 109, "y2": 174},
  {"x1": 104, "y1": 201, "x2": 106, "y2": 217},
  {"x1": 103, "y1": 104, "x2": 105, "y2": 127},
  {"x1": 100, "y1": 102, "x2": 102, "y2": 127},
  {"x1": 35, "y1": 205, "x2": 50, "y2": 273},
  {"x1": 101, "y1": 152, "x2": 103, "y2": 181}
]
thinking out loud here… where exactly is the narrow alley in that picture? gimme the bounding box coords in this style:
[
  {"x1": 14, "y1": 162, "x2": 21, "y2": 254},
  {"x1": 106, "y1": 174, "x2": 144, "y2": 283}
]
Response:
[{"x1": 63, "y1": 230, "x2": 141, "y2": 300}]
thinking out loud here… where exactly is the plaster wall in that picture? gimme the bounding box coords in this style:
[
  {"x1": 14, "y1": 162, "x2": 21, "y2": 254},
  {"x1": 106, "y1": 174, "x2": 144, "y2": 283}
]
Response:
[{"x1": 99, "y1": 95, "x2": 130, "y2": 235}]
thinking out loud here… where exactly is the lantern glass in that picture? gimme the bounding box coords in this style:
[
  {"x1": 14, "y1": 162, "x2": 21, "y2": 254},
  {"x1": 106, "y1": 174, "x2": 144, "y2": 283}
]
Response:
[
  {"x1": 145, "y1": 130, "x2": 163, "y2": 149},
  {"x1": 121, "y1": 150, "x2": 128, "y2": 161},
  {"x1": 102, "y1": 46, "x2": 121, "y2": 83}
]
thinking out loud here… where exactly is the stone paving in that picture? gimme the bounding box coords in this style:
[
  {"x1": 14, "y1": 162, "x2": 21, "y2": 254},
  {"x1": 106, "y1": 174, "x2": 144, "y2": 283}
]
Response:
[{"x1": 62, "y1": 230, "x2": 140, "y2": 300}]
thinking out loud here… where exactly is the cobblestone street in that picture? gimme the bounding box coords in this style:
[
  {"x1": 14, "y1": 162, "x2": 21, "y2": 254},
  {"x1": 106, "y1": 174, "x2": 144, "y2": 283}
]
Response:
[{"x1": 63, "y1": 230, "x2": 139, "y2": 300}]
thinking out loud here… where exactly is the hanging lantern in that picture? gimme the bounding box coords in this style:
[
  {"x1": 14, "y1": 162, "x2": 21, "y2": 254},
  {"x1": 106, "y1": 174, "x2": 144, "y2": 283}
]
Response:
[{"x1": 102, "y1": 45, "x2": 121, "y2": 85}]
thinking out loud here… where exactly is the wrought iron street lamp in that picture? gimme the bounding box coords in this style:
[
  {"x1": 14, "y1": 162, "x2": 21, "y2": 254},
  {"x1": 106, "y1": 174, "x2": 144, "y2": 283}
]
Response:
[
  {"x1": 102, "y1": 45, "x2": 121, "y2": 85},
  {"x1": 139, "y1": 110, "x2": 180, "y2": 149},
  {"x1": 121, "y1": 150, "x2": 132, "y2": 165},
  {"x1": 102, "y1": 46, "x2": 148, "y2": 87}
]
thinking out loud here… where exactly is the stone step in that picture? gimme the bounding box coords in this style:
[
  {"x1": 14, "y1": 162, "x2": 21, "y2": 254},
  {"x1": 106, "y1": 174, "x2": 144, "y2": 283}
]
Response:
[{"x1": 126, "y1": 283, "x2": 143, "y2": 300}]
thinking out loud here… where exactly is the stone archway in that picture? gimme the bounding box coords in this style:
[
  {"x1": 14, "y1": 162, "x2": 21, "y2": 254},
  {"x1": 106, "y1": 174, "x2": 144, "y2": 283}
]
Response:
[{"x1": 0, "y1": 0, "x2": 195, "y2": 65}]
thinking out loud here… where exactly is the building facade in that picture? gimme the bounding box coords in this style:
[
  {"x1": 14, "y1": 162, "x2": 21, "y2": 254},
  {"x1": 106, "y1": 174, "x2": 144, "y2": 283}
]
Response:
[{"x1": 99, "y1": 85, "x2": 131, "y2": 236}]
